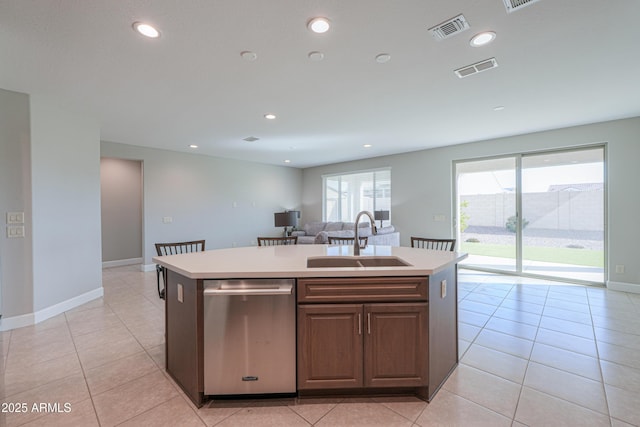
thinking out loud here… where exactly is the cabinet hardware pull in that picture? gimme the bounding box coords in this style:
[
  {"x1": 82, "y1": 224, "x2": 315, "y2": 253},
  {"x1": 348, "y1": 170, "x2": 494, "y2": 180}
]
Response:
[
  {"x1": 367, "y1": 313, "x2": 371, "y2": 334},
  {"x1": 358, "y1": 313, "x2": 362, "y2": 335}
]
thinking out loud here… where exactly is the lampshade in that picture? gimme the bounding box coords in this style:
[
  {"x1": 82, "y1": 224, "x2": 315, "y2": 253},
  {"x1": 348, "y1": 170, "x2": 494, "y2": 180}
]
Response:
[
  {"x1": 374, "y1": 210, "x2": 389, "y2": 221},
  {"x1": 274, "y1": 211, "x2": 298, "y2": 227}
]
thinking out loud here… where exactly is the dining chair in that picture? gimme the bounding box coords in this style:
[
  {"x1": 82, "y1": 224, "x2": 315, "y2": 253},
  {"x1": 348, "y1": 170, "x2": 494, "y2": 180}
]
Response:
[
  {"x1": 328, "y1": 236, "x2": 368, "y2": 248},
  {"x1": 155, "y1": 240, "x2": 205, "y2": 299},
  {"x1": 257, "y1": 236, "x2": 298, "y2": 246},
  {"x1": 410, "y1": 237, "x2": 456, "y2": 251}
]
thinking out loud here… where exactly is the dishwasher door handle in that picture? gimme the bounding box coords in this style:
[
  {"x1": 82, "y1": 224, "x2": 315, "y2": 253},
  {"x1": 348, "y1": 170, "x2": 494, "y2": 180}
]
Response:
[{"x1": 204, "y1": 284, "x2": 293, "y2": 296}]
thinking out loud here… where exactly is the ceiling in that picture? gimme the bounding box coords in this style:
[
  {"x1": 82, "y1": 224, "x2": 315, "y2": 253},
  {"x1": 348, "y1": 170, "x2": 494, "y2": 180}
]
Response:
[{"x1": 1, "y1": 1, "x2": 639, "y2": 168}]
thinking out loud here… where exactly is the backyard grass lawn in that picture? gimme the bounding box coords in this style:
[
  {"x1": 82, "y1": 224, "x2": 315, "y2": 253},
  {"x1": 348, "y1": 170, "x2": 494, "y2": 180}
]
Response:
[{"x1": 460, "y1": 242, "x2": 604, "y2": 267}]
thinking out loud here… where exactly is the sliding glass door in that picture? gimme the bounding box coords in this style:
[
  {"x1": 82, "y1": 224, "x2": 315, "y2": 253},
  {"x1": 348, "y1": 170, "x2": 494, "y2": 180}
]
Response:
[
  {"x1": 520, "y1": 148, "x2": 605, "y2": 282},
  {"x1": 456, "y1": 157, "x2": 518, "y2": 272},
  {"x1": 455, "y1": 146, "x2": 605, "y2": 284}
]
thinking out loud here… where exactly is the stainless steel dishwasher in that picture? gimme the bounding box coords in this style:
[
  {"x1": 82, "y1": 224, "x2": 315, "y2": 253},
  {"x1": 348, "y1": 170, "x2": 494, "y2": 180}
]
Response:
[{"x1": 203, "y1": 279, "x2": 296, "y2": 395}]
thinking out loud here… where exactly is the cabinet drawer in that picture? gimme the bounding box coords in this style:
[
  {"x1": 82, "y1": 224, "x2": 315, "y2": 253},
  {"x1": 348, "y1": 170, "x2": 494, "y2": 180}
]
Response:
[{"x1": 298, "y1": 277, "x2": 428, "y2": 303}]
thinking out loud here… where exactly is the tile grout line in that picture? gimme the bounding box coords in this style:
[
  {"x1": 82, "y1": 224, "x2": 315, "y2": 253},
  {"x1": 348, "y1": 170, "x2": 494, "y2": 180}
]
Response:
[
  {"x1": 63, "y1": 309, "x2": 103, "y2": 427},
  {"x1": 586, "y1": 287, "x2": 614, "y2": 423},
  {"x1": 511, "y1": 283, "x2": 547, "y2": 425}
]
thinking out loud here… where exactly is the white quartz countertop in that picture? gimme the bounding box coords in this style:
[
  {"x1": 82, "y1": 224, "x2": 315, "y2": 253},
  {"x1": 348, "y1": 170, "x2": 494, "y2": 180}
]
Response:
[{"x1": 153, "y1": 244, "x2": 467, "y2": 279}]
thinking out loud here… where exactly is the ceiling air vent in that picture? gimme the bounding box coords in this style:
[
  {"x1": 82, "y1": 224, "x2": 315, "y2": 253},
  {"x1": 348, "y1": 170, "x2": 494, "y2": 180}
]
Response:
[
  {"x1": 454, "y1": 58, "x2": 499, "y2": 78},
  {"x1": 429, "y1": 14, "x2": 470, "y2": 41},
  {"x1": 503, "y1": 0, "x2": 541, "y2": 13},
  {"x1": 243, "y1": 136, "x2": 260, "y2": 142}
]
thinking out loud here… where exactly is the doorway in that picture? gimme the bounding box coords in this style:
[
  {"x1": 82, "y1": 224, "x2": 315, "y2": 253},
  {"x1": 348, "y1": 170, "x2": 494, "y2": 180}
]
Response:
[
  {"x1": 100, "y1": 158, "x2": 143, "y2": 267},
  {"x1": 454, "y1": 146, "x2": 605, "y2": 284}
]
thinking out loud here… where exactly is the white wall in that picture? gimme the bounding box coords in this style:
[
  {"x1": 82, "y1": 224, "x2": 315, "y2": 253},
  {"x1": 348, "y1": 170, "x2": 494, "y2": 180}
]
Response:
[
  {"x1": 0, "y1": 89, "x2": 33, "y2": 318},
  {"x1": 30, "y1": 96, "x2": 103, "y2": 312},
  {"x1": 101, "y1": 158, "x2": 143, "y2": 263},
  {"x1": 302, "y1": 117, "x2": 640, "y2": 288},
  {"x1": 0, "y1": 90, "x2": 103, "y2": 329},
  {"x1": 100, "y1": 142, "x2": 303, "y2": 266}
]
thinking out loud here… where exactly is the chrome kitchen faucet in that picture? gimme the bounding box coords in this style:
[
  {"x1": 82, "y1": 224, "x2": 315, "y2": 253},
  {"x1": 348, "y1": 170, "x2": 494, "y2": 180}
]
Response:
[{"x1": 354, "y1": 210, "x2": 377, "y2": 256}]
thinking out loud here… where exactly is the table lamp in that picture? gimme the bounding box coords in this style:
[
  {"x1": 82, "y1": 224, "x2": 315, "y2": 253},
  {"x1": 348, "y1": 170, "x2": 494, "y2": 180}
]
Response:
[
  {"x1": 374, "y1": 210, "x2": 389, "y2": 228},
  {"x1": 274, "y1": 211, "x2": 298, "y2": 236}
]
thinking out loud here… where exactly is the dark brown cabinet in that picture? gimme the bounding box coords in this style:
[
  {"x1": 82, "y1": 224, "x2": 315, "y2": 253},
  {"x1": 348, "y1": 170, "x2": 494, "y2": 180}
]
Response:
[
  {"x1": 297, "y1": 277, "x2": 431, "y2": 394},
  {"x1": 297, "y1": 304, "x2": 363, "y2": 389},
  {"x1": 297, "y1": 303, "x2": 428, "y2": 390},
  {"x1": 365, "y1": 303, "x2": 428, "y2": 388}
]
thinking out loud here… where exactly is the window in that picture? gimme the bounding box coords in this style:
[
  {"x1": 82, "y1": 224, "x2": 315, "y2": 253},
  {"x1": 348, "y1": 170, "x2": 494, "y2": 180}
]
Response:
[{"x1": 323, "y1": 169, "x2": 391, "y2": 222}]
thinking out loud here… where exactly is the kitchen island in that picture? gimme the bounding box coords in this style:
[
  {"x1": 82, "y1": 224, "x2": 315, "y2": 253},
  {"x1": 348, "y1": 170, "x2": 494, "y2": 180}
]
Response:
[{"x1": 154, "y1": 244, "x2": 466, "y2": 407}]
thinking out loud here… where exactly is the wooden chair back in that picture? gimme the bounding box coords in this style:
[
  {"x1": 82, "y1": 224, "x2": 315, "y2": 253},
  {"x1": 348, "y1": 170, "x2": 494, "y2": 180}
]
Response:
[
  {"x1": 257, "y1": 236, "x2": 298, "y2": 246},
  {"x1": 327, "y1": 236, "x2": 368, "y2": 247},
  {"x1": 154, "y1": 240, "x2": 205, "y2": 299},
  {"x1": 155, "y1": 240, "x2": 206, "y2": 256},
  {"x1": 410, "y1": 237, "x2": 456, "y2": 251}
]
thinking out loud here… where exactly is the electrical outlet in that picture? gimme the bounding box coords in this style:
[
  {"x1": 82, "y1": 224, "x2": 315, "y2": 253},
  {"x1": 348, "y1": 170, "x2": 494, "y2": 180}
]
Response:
[
  {"x1": 433, "y1": 215, "x2": 445, "y2": 222},
  {"x1": 162, "y1": 216, "x2": 173, "y2": 223},
  {"x1": 441, "y1": 280, "x2": 447, "y2": 298},
  {"x1": 615, "y1": 265, "x2": 625, "y2": 274}
]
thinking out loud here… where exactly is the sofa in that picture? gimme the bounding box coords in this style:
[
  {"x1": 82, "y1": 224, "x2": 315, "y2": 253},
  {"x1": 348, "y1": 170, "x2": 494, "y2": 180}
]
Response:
[{"x1": 292, "y1": 221, "x2": 400, "y2": 246}]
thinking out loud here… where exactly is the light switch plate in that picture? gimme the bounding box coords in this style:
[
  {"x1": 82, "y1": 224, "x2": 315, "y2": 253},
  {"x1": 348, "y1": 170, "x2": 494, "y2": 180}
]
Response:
[
  {"x1": 7, "y1": 212, "x2": 24, "y2": 224},
  {"x1": 7, "y1": 225, "x2": 25, "y2": 238}
]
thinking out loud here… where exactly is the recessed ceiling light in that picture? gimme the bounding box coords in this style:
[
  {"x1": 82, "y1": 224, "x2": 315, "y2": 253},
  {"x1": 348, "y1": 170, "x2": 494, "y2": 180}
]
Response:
[
  {"x1": 470, "y1": 31, "x2": 496, "y2": 47},
  {"x1": 308, "y1": 51, "x2": 324, "y2": 61},
  {"x1": 307, "y1": 17, "x2": 331, "y2": 34},
  {"x1": 133, "y1": 22, "x2": 160, "y2": 38},
  {"x1": 189, "y1": 144, "x2": 198, "y2": 149},
  {"x1": 264, "y1": 113, "x2": 276, "y2": 120},
  {"x1": 375, "y1": 54, "x2": 391, "y2": 63},
  {"x1": 493, "y1": 106, "x2": 505, "y2": 111},
  {"x1": 240, "y1": 51, "x2": 257, "y2": 61},
  {"x1": 363, "y1": 144, "x2": 372, "y2": 148},
  {"x1": 284, "y1": 159, "x2": 291, "y2": 163}
]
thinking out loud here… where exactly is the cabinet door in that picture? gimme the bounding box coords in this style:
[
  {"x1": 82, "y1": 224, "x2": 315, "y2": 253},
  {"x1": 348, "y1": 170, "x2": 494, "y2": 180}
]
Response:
[
  {"x1": 298, "y1": 304, "x2": 363, "y2": 389},
  {"x1": 364, "y1": 303, "x2": 428, "y2": 388}
]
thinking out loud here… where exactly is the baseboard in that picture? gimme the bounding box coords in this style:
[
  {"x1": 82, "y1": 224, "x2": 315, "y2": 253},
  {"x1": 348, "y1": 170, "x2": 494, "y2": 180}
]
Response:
[
  {"x1": 0, "y1": 312, "x2": 35, "y2": 331},
  {"x1": 102, "y1": 257, "x2": 143, "y2": 269},
  {"x1": 0, "y1": 287, "x2": 104, "y2": 331},
  {"x1": 607, "y1": 280, "x2": 640, "y2": 294},
  {"x1": 142, "y1": 263, "x2": 157, "y2": 272}
]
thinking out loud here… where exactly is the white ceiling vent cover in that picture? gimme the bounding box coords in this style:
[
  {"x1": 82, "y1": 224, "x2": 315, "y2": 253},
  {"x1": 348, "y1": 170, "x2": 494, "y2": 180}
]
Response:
[
  {"x1": 503, "y1": 0, "x2": 541, "y2": 13},
  {"x1": 429, "y1": 14, "x2": 470, "y2": 40},
  {"x1": 454, "y1": 58, "x2": 499, "y2": 78}
]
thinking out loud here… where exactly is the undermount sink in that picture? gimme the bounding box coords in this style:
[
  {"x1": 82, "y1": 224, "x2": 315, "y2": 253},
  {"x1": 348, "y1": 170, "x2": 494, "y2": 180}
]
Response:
[
  {"x1": 357, "y1": 257, "x2": 411, "y2": 267},
  {"x1": 307, "y1": 256, "x2": 412, "y2": 268}
]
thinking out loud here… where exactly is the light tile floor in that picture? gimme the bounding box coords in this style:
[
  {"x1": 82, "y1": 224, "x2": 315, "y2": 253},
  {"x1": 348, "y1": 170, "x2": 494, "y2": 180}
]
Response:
[{"x1": 1, "y1": 267, "x2": 640, "y2": 426}]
